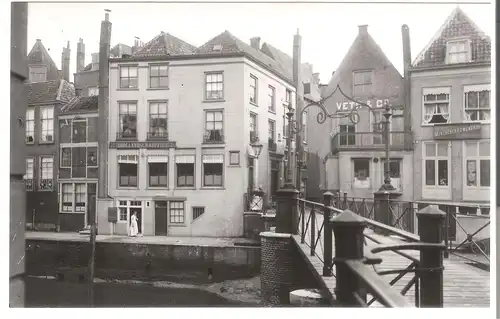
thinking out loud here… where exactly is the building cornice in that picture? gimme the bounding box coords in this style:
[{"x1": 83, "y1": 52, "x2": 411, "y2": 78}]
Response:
[{"x1": 409, "y1": 61, "x2": 491, "y2": 73}]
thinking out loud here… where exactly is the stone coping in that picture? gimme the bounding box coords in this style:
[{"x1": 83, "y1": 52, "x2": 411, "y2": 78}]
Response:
[{"x1": 259, "y1": 232, "x2": 292, "y2": 239}]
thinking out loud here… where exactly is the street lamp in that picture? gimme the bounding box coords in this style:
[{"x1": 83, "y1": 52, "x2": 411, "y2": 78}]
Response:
[
  {"x1": 378, "y1": 102, "x2": 396, "y2": 191},
  {"x1": 250, "y1": 142, "x2": 263, "y2": 160}
]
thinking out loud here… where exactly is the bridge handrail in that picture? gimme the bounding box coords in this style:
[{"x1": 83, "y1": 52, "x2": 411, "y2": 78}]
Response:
[
  {"x1": 361, "y1": 217, "x2": 420, "y2": 242},
  {"x1": 345, "y1": 259, "x2": 413, "y2": 308}
]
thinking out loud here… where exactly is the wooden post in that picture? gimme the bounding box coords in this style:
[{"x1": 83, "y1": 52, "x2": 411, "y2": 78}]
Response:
[
  {"x1": 310, "y1": 204, "x2": 316, "y2": 256},
  {"x1": 331, "y1": 209, "x2": 366, "y2": 306},
  {"x1": 417, "y1": 205, "x2": 445, "y2": 308},
  {"x1": 323, "y1": 192, "x2": 334, "y2": 276}
]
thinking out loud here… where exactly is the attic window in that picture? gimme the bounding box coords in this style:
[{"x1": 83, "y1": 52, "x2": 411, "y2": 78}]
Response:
[
  {"x1": 212, "y1": 44, "x2": 223, "y2": 51},
  {"x1": 446, "y1": 39, "x2": 471, "y2": 64}
]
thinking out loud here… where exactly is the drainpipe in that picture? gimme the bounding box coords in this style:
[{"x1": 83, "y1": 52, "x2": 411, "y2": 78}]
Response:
[{"x1": 401, "y1": 24, "x2": 412, "y2": 150}]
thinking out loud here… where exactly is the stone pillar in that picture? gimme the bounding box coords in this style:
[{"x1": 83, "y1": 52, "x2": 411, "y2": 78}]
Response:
[
  {"x1": 260, "y1": 232, "x2": 294, "y2": 306},
  {"x1": 417, "y1": 205, "x2": 445, "y2": 308},
  {"x1": 373, "y1": 189, "x2": 402, "y2": 234},
  {"x1": 275, "y1": 187, "x2": 299, "y2": 234}
]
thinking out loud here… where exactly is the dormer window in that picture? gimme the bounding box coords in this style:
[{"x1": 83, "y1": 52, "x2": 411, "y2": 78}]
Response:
[
  {"x1": 446, "y1": 39, "x2": 471, "y2": 64},
  {"x1": 212, "y1": 44, "x2": 222, "y2": 51},
  {"x1": 29, "y1": 65, "x2": 47, "y2": 83}
]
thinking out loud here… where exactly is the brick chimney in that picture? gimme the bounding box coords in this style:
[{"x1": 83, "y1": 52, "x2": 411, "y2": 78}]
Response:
[
  {"x1": 358, "y1": 24, "x2": 368, "y2": 34},
  {"x1": 402, "y1": 24, "x2": 412, "y2": 148},
  {"x1": 91, "y1": 53, "x2": 99, "y2": 71},
  {"x1": 250, "y1": 37, "x2": 261, "y2": 50},
  {"x1": 98, "y1": 9, "x2": 112, "y2": 199},
  {"x1": 61, "y1": 41, "x2": 70, "y2": 82},
  {"x1": 76, "y1": 38, "x2": 85, "y2": 72},
  {"x1": 131, "y1": 36, "x2": 142, "y2": 54}
]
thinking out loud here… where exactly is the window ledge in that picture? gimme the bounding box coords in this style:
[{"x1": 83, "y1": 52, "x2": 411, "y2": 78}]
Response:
[
  {"x1": 169, "y1": 224, "x2": 187, "y2": 227},
  {"x1": 228, "y1": 165, "x2": 241, "y2": 168},
  {"x1": 147, "y1": 186, "x2": 169, "y2": 190},
  {"x1": 147, "y1": 87, "x2": 169, "y2": 91},
  {"x1": 463, "y1": 120, "x2": 490, "y2": 125},
  {"x1": 249, "y1": 102, "x2": 258, "y2": 107},
  {"x1": 201, "y1": 187, "x2": 225, "y2": 190},
  {"x1": 202, "y1": 142, "x2": 226, "y2": 146},
  {"x1": 39, "y1": 141, "x2": 55, "y2": 145},
  {"x1": 203, "y1": 99, "x2": 226, "y2": 103},
  {"x1": 59, "y1": 211, "x2": 86, "y2": 214},
  {"x1": 26, "y1": 142, "x2": 35, "y2": 145},
  {"x1": 174, "y1": 187, "x2": 196, "y2": 190},
  {"x1": 117, "y1": 88, "x2": 139, "y2": 91},
  {"x1": 118, "y1": 187, "x2": 140, "y2": 190},
  {"x1": 268, "y1": 109, "x2": 276, "y2": 114}
]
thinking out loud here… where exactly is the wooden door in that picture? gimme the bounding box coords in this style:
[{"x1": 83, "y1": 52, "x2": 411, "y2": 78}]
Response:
[{"x1": 154, "y1": 201, "x2": 168, "y2": 235}]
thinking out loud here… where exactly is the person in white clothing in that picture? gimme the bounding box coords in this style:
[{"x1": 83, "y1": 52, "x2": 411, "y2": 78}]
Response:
[{"x1": 129, "y1": 212, "x2": 139, "y2": 237}]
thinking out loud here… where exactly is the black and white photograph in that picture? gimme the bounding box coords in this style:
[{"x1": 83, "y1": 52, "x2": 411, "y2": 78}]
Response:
[{"x1": 8, "y1": 0, "x2": 495, "y2": 314}]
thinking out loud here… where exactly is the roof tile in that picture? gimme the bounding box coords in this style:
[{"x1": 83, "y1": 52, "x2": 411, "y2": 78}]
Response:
[
  {"x1": 61, "y1": 95, "x2": 98, "y2": 114},
  {"x1": 132, "y1": 32, "x2": 197, "y2": 58},
  {"x1": 412, "y1": 7, "x2": 491, "y2": 67}
]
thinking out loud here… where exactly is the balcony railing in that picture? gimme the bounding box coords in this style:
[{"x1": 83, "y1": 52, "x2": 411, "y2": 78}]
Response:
[
  {"x1": 203, "y1": 130, "x2": 224, "y2": 144},
  {"x1": 147, "y1": 131, "x2": 169, "y2": 140},
  {"x1": 24, "y1": 179, "x2": 34, "y2": 191},
  {"x1": 39, "y1": 179, "x2": 53, "y2": 191},
  {"x1": 116, "y1": 131, "x2": 137, "y2": 140},
  {"x1": 331, "y1": 131, "x2": 413, "y2": 154}
]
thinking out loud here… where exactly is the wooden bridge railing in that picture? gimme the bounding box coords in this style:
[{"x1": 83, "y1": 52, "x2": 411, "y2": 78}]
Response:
[{"x1": 296, "y1": 192, "x2": 447, "y2": 308}]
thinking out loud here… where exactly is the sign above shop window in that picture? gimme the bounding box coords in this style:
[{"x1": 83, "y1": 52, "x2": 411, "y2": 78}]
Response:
[
  {"x1": 109, "y1": 141, "x2": 177, "y2": 149},
  {"x1": 433, "y1": 123, "x2": 482, "y2": 140}
]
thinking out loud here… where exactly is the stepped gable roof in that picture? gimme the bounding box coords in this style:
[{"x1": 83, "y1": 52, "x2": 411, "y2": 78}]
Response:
[
  {"x1": 412, "y1": 7, "x2": 491, "y2": 67},
  {"x1": 195, "y1": 31, "x2": 291, "y2": 83},
  {"x1": 323, "y1": 27, "x2": 401, "y2": 98},
  {"x1": 27, "y1": 79, "x2": 75, "y2": 105},
  {"x1": 61, "y1": 95, "x2": 98, "y2": 114},
  {"x1": 132, "y1": 32, "x2": 197, "y2": 58},
  {"x1": 27, "y1": 39, "x2": 61, "y2": 81}
]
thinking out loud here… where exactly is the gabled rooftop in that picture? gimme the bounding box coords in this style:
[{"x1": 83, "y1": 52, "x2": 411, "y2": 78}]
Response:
[
  {"x1": 27, "y1": 39, "x2": 62, "y2": 82},
  {"x1": 27, "y1": 79, "x2": 75, "y2": 105},
  {"x1": 61, "y1": 95, "x2": 98, "y2": 114},
  {"x1": 412, "y1": 7, "x2": 491, "y2": 68},
  {"x1": 322, "y1": 25, "x2": 401, "y2": 98},
  {"x1": 132, "y1": 32, "x2": 197, "y2": 58},
  {"x1": 195, "y1": 30, "x2": 291, "y2": 83}
]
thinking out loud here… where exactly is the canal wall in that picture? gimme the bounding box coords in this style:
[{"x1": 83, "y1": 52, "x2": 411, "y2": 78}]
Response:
[{"x1": 26, "y1": 238, "x2": 261, "y2": 284}]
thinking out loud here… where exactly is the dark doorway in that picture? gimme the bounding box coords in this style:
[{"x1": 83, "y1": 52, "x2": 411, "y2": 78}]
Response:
[
  {"x1": 155, "y1": 201, "x2": 168, "y2": 235},
  {"x1": 87, "y1": 183, "x2": 97, "y2": 226}
]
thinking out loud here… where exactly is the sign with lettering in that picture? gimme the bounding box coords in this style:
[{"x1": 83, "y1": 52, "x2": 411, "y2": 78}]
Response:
[
  {"x1": 336, "y1": 99, "x2": 391, "y2": 112},
  {"x1": 109, "y1": 141, "x2": 177, "y2": 149},
  {"x1": 433, "y1": 123, "x2": 482, "y2": 140}
]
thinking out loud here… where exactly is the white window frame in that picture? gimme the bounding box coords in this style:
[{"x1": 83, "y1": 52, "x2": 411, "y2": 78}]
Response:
[
  {"x1": 463, "y1": 84, "x2": 491, "y2": 123},
  {"x1": 446, "y1": 38, "x2": 471, "y2": 64},
  {"x1": 26, "y1": 108, "x2": 35, "y2": 144},
  {"x1": 119, "y1": 65, "x2": 138, "y2": 89},
  {"x1": 205, "y1": 72, "x2": 224, "y2": 101},
  {"x1": 117, "y1": 154, "x2": 139, "y2": 188},
  {"x1": 60, "y1": 183, "x2": 74, "y2": 212},
  {"x1": 118, "y1": 102, "x2": 138, "y2": 138},
  {"x1": 249, "y1": 75, "x2": 258, "y2": 104},
  {"x1": 202, "y1": 154, "x2": 224, "y2": 188},
  {"x1": 147, "y1": 155, "x2": 169, "y2": 188},
  {"x1": 422, "y1": 141, "x2": 451, "y2": 200},
  {"x1": 169, "y1": 201, "x2": 186, "y2": 225},
  {"x1": 422, "y1": 87, "x2": 451, "y2": 126},
  {"x1": 117, "y1": 200, "x2": 143, "y2": 227},
  {"x1": 29, "y1": 65, "x2": 47, "y2": 83},
  {"x1": 148, "y1": 101, "x2": 168, "y2": 137},
  {"x1": 39, "y1": 106, "x2": 54, "y2": 143},
  {"x1": 175, "y1": 155, "x2": 196, "y2": 188},
  {"x1": 463, "y1": 140, "x2": 490, "y2": 190},
  {"x1": 352, "y1": 158, "x2": 371, "y2": 189},
  {"x1": 39, "y1": 156, "x2": 54, "y2": 191},
  {"x1": 268, "y1": 85, "x2": 275, "y2": 112},
  {"x1": 24, "y1": 157, "x2": 34, "y2": 191},
  {"x1": 149, "y1": 64, "x2": 169, "y2": 89}
]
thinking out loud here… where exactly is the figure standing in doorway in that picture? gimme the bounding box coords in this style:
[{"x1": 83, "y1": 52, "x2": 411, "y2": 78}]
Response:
[{"x1": 129, "y1": 212, "x2": 138, "y2": 237}]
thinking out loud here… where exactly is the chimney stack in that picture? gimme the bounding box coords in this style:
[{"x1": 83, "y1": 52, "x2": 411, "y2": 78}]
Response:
[
  {"x1": 98, "y1": 9, "x2": 112, "y2": 199},
  {"x1": 132, "y1": 36, "x2": 142, "y2": 54},
  {"x1": 61, "y1": 41, "x2": 70, "y2": 82},
  {"x1": 358, "y1": 25, "x2": 368, "y2": 34},
  {"x1": 91, "y1": 53, "x2": 99, "y2": 70},
  {"x1": 250, "y1": 37, "x2": 261, "y2": 50},
  {"x1": 402, "y1": 24, "x2": 412, "y2": 148},
  {"x1": 76, "y1": 38, "x2": 85, "y2": 72}
]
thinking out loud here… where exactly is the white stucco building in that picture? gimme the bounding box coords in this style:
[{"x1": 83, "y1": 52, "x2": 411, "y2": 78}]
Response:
[{"x1": 97, "y1": 31, "x2": 297, "y2": 237}]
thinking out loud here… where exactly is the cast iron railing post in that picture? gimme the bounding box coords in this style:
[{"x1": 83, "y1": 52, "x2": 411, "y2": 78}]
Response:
[
  {"x1": 322, "y1": 191, "x2": 334, "y2": 276},
  {"x1": 310, "y1": 204, "x2": 316, "y2": 256},
  {"x1": 300, "y1": 200, "x2": 306, "y2": 243},
  {"x1": 331, "y1": 209, "x2": 366, "y2": 306},
  {"x1": 417, "y1": 205, "x2": 445, "y2": 308}
]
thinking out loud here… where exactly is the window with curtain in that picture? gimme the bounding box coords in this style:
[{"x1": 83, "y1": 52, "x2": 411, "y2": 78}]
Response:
[
  {"x1": 423, "y1": 89, "x2": 450, "y2": 124},
  {"x1": 119, "y1": 103, "x2": 137, "y2": 138},
  {"x1": 204, "y1": 110, "x2": 223, "y2": 143},
  {"x1": 40, "y1": 106, "x2": 54, "y2": 142},
  {"x1": 465, "y1": 141, "x2": 490, "y2": 188},
  {"x1": 464, "y1": 84, "x2": 490, "y2": 122},
  {"x1": 205, "y1": 72, "x2": 224, "y2": 100},
  {"x1": 149, "y1": 101, "x2": 168, "y2": 138},
  {"x1": 26, "y1": 108, "x2": 35, "y2": 143}
]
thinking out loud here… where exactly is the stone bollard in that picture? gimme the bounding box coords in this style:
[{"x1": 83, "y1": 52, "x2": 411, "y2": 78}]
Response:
[
  {"x1": 260, "y1": 232, "x2": 294, "y2": 306},
  {"x1": 417, "y1": 205, "x2": 445, "y2": 308},
  {"x1": 290, "y1": 289, "x2": 327, "y2": 306}
]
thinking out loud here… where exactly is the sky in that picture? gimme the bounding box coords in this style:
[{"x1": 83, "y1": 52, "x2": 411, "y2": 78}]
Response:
[{"x1": 26, "y1": 1, "x2": 493, "y2": 84}]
